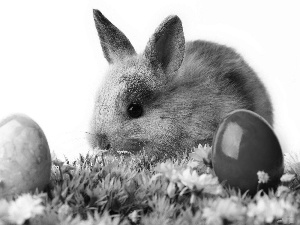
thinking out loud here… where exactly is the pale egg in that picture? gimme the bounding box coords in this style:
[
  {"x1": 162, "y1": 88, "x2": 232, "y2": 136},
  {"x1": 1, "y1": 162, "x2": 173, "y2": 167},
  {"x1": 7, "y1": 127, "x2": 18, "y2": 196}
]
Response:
[{"x1": 0, "y1": 114, "x2": 51, "y2": 198}]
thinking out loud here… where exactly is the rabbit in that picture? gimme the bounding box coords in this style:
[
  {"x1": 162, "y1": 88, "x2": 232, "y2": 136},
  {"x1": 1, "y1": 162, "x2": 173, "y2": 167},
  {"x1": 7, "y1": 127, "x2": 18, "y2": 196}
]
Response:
[{"x1": 88, "y1": 9, "x2": 273, "y2": 158}]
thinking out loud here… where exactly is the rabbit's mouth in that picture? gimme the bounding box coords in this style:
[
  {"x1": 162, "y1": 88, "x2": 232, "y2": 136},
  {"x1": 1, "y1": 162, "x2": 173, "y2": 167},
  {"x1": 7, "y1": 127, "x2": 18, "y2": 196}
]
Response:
[
  {"x1": 121, "y1": 139, "x2": 147, "y2": 153},
  {"x1": 197, "y1": 138, "x2": 213, "y2": 147}
]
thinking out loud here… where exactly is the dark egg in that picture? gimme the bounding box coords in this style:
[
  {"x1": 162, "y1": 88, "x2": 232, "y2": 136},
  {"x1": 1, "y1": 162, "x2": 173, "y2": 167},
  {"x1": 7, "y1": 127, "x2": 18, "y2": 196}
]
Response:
[{"x1": 212, "y1": 109, "x2": 283, "y2": 195}]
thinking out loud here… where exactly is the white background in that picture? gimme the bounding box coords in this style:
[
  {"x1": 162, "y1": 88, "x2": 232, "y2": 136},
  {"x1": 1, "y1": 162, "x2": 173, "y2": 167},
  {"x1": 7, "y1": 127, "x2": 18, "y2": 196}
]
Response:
[{"x1": 0, "y1": 0, "x2": 299, "y2": 160}]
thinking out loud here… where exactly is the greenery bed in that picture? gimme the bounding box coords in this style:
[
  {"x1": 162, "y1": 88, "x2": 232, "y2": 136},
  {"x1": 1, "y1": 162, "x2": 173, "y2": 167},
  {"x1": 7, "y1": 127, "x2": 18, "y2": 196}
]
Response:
[{"x1": 1, "y1": 145, "x2": 300, "y2": 225}]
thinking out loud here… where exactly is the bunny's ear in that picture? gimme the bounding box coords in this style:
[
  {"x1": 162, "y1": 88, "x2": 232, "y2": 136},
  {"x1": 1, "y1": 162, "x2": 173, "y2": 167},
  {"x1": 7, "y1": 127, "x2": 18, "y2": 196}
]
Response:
[
  {"x1": 93, "y1": 9, "x2": 136, "y2": 64},
  {"x1": 144, "y1": 15, "x2": 185, "y2": 79}
]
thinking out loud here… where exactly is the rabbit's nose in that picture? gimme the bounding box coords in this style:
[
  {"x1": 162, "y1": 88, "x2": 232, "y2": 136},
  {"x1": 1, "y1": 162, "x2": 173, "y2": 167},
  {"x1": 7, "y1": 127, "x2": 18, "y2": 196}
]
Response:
[{"x1": 96, "y1": 133, "x2": 111, "y2": 150}]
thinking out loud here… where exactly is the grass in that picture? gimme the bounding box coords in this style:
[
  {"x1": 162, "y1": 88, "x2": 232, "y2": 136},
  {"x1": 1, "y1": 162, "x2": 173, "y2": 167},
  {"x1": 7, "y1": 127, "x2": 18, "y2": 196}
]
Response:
[{"x1": 1, "y1": 145, "x2": 300, "y2": 225}]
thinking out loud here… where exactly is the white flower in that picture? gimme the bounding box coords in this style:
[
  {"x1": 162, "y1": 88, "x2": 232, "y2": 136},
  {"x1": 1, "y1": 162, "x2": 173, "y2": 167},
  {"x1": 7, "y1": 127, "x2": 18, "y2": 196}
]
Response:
[
  {"x1": 58, "y1": 204, "x2": 72, "y2": 220},
  {"x1": 203, "y1": 197, "x2": 246, "y2": 225},
  {"x1": 280, "y1": 173, "x2": 295, "y2": 182},
  {"x1": 186, "y1": 160, "x2": 199, "y2": 168},
  {"x1": 247, "y1": 195, "x2": 297, "y2": 224},
  {"x1": 155, "y1": 161, "x2": 181, "y2": 182},
  {"x1": 276, "y1": 185, "x2": 290, "y2": 197},
  {"x1": 128, "y1": 210, "x2": 139, "y2": 223},
  {"x1": 178, "y1": 168, "x2": 222, "y2": 195},
  {"x1": 167, "y1": 182, "x2": 176, "y2": 198},
  {"x1": 8, "y1": 194, "x2": 44, "y2": 225},
  {"x1": 178, "y1": 168, "x2": 200, "y2": 189},
  {"x1": 248, "y1": 196, "x2": 278, "y2": 223},
  {"x1": 257, "y1": 171, "x2": 269, "y2": 183},
  {"x1": 202, "y1": 207, "x2": 223, "y2": 225},
  {"x1": 0, "y1": 199, "x2": 10, "y2": 222},
  {"x1": 189, "y1": 144, "x2": 212, "y2": 168}
]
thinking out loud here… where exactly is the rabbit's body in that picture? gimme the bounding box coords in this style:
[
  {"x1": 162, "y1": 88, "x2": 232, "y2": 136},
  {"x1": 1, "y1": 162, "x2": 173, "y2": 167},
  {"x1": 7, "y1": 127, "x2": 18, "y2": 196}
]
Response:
[{"x1": 89, "y1": 10, "x2": 273, "y2": 157}]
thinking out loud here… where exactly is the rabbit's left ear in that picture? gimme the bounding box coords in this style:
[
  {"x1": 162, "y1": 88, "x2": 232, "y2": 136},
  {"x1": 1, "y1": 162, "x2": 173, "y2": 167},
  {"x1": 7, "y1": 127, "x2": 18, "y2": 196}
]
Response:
[
  {"x1": 144, "y1": 15, "x2": 185, "y2": 79},
  {"x1": 93, "y1": 9, "x2": 136, "y2": 64}
]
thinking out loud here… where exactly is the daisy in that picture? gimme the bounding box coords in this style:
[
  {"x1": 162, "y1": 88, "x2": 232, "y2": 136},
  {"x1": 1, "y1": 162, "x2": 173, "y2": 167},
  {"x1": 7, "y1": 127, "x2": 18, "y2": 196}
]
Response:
[
  {"x1": 257, "y1": 171, "x2": 269, "y2": 183},
  {"x1": 189, "y1": 144, "x2": 212, "y2": 168},
  {"x1": 155, "y1": 161, "x2": 181, "y2": 182},
  {"x1": 178, "y1": 168, "x2": 222, "y2": 195},
  {"x1": 280, "y1": 173, "x2": 295, "y2": 183},
  {"x1": 8, "y1": 194, "x2": 44, "y2": 225},
  {"x1": 247, "y1": 195, "x2": 297, "y2": 224},
  {"x1": 203, "y1": 197, "x2": 246, "y2": 225}
]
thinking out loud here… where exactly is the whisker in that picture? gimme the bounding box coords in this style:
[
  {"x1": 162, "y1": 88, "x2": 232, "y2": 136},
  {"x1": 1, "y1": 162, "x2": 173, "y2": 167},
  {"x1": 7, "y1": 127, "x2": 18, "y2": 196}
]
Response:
[{"x1": 85, "y1": 132, "x2": 96, "y2": 136}]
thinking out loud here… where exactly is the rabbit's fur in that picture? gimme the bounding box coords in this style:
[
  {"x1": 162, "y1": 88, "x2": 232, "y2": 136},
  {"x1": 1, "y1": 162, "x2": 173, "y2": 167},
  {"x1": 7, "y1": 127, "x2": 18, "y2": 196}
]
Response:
[{"x1": 88, "y1": 10, "x2": 273, "y2": 157}]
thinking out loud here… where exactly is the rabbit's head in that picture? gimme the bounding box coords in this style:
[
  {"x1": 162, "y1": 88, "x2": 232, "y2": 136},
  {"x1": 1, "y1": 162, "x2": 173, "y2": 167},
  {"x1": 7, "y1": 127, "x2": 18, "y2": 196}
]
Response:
[{"x1": 89, "y1": 10, "x2": 190, "y2": 156}]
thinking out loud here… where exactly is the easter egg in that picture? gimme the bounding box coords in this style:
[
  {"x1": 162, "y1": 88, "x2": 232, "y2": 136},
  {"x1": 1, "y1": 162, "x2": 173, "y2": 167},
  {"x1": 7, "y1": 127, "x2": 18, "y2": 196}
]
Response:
[
  {"x1": 212, "y1": 109, "x2": 283, "y2": 195},
  {"x1": 0, "y1": 114, "x2": 51, "y2": 198}
]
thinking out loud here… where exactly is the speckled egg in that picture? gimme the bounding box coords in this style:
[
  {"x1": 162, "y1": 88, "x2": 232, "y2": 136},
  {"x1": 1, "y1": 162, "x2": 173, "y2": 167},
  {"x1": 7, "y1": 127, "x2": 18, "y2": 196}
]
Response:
[
  {"x1": 212, "y1": 109, "x2": 284, "y2": 195},
  {"x1": 0, "y1": 114, "x2": 51, "y2": 198}
]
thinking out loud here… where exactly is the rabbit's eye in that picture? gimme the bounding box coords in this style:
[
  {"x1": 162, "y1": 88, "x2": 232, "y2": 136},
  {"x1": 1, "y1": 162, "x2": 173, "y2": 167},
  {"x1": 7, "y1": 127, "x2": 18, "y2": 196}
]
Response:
[{"x1": 127, "y1": 102, "x2": 143, "y2": 118}]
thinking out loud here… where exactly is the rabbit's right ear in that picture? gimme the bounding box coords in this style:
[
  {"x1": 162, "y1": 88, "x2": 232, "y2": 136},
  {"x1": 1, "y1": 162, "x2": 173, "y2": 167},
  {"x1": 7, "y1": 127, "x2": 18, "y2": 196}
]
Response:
[
  {"x1": 93, "y1": 10, "x2": 136, "y2": 64},
  {"x1": 144, "y1": 15, "x2": 185, "y2": 80}
]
